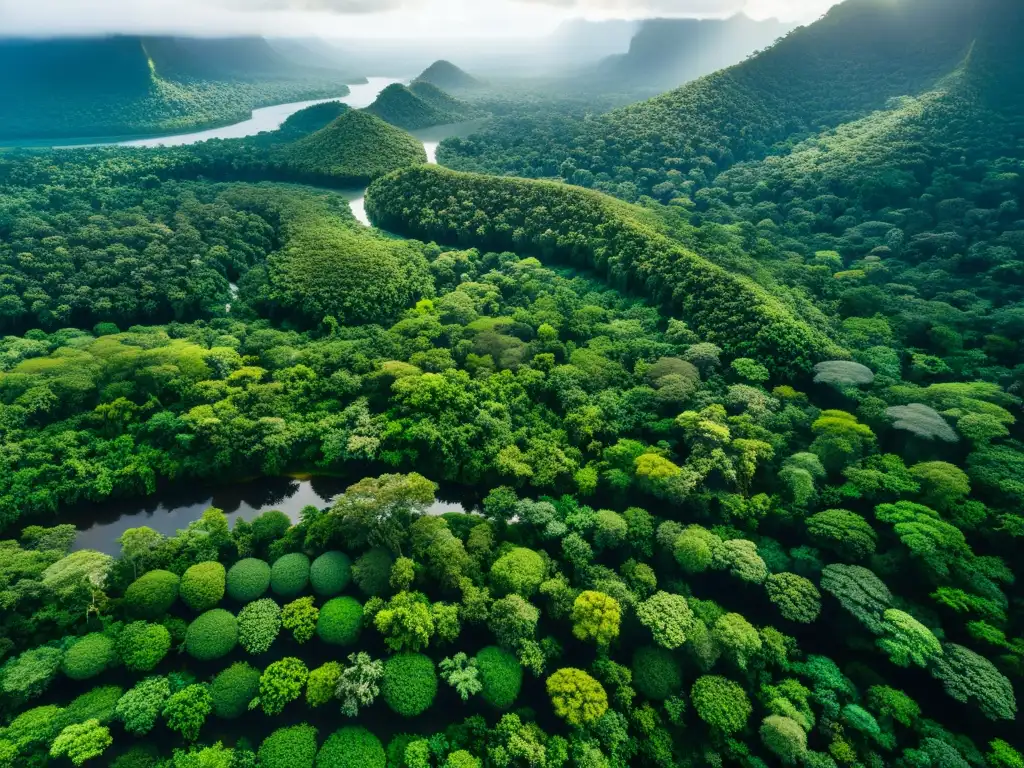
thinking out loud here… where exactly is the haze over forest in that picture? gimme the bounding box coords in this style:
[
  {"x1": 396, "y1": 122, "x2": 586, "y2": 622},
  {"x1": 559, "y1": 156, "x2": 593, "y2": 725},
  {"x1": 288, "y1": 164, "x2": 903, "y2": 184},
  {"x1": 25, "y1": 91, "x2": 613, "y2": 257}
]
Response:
[{"x1": 0, "y1": 2, "x2": 1022, "y2": 768}]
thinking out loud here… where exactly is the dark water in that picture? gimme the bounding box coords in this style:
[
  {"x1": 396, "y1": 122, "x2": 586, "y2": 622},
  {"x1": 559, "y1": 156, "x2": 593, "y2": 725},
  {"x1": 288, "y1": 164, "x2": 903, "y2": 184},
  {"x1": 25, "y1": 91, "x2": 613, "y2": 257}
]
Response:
[{"x1": 58, "y1": 476, "x2": 469, "y2": 554}]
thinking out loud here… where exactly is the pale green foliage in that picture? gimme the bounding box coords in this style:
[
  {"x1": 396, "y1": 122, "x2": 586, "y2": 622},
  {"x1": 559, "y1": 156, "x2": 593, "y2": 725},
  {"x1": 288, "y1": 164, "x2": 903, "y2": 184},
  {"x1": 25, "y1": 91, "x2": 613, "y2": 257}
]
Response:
[
  {"x1": 258, "y1": 657, "x2": 308, "y2": 716},
  {"x1": 439, "y1": 652, "x2": 482, "y2": 701},
  {"x1": 237, "y1": 598, "x2": 282, "y2": 654},
  {"x1": 50, "y1": 719, "x2": 111, "y2": 765},
  {"x1": 281, "y1": 596, "x2": 319, "y2": 643},
  {"x1": 336, "y1": 652, "x2": 384, "y2": 717},
  {"x1": 909, "y1": 461, "x2": 971, "y2": 509},
  {"x1": 760, "y1": 715, "x2": 808, "y2": 763},
  {"x1": 374, "y1": 591, "x2": 435, "y2": 652},
  {"x1": 571, "y1": 591, "x2": 621, "y2": 647},
  {"x1": 876, "y1": 609, "x2": 942, "y2": 667},
  {"x1": 546, "y1": 668, "x2": 608, "y2": 727},
  {"x1": 305, "y1": 661, "x2": 342, "y2": 708},
  {"x1": 886, "y1": 404, "x2": 959, "y2": 442},
  {"x1": 162, "y1": 684, "x2": 212, "y2": 741},
  {"x1": 715, "y1": 539, "x2": 768, "y2": 583},
  {"x1": 712, "y1": 613, "x2": 762, "y2": 671},
  {"x1": 636, "y1": 591, "x2": 695, "y2": 648},
  {"x1": 489, "y1": 594, "x2": 539, "y2": 649},
  {"x1": 813, "y1": 360, "x2": 874, "y2": 386},
  {"x1": 115, "y1": 676, "x2": 171, "y2": 735},
  {"x1": 673, "y1": 525, "x2": 722, "y2": 573}
]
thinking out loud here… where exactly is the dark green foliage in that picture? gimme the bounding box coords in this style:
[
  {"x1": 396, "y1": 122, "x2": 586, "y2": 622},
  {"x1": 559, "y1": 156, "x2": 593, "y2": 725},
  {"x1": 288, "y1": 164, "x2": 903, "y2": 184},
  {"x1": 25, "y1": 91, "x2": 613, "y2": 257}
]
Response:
[
  {"x1": 382, "y1": 653, "x2": 438, "y2": 717},
  {"x1": 259, "y1": 724, "x2": 318, "y2": 768},
  {"x1": 270, "y1": 553, "x2": 311, "y2": 598},
  {"x1": 226, "y1": 559, "x2": 272, "y2": 603},
  {"x1": 59, "y1": 685, "x2": 123, "y2": 727},
  {"x1": 310, "y1": 551, "x2": 352, "y2": 596},
  {"x1": 632, "y1": 646, "x2": 682, "y2": 701},
  {"x1": 365, "y1": 83, "x2": 472, "y2": 130},
  {"x1": 125, "y1": 570, "x2": 180, "y2": 619},
  {"x1": 352, "y1": 549, "x2": 394, "y2": 597},
  {"x1": 316, "y1": 726, "x2": 386, "y2": 768},
  {"x1": 209, "y1": 662, "x2": 261, "y2": 719},
  {"x1": 690, "y1": 675, "x2": 751, "y2": 734},
  {"x1": 184, "y1": 609, "x2": 238, "y2": 661},
  {"x1": 475, "y1": 646, "x2": 523, "y2": 710},
  {"x1": 62, "y1": 633, "x2": 115, "y2": 680},
  {"x1": 317, "y1": 596, "x2": 363, "y2": 646},
  {"x1": 118, "y1": 621, "x2": 172, "y2": 672},
  {"x1": 180, "y1": 561, "x2": 226, "y2": 612},
  {"x1": 365, "y1": 166, "x2": 842, "y2": 375}
]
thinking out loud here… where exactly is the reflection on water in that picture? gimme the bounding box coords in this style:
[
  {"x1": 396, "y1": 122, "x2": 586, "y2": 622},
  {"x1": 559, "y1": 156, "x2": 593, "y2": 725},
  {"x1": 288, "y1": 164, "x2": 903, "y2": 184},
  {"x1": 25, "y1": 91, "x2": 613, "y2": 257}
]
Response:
[{"x1": 60, "y1": 476, "x2": 470, "y2": 554}]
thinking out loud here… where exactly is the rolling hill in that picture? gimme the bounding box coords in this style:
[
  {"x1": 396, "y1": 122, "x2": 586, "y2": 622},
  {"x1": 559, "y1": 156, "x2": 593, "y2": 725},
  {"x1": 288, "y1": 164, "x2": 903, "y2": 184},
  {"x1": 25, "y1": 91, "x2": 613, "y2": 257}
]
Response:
[
  {"x1": 0, "y1": 35, "x2": 352, "y2": 141},
  {"x1": 413, "y1": 60, "x2": 481, "y2": 91},
  {"x1": 364, "y1": 83, "x2": 475, "y2": 130}
]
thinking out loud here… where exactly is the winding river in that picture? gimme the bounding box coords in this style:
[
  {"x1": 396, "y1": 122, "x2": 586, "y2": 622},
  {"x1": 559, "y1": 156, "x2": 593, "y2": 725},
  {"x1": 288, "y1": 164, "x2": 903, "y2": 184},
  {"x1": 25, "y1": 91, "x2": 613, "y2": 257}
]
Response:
[{"x1": 7, "y1": 81, "x2": 487, "y2": 550}]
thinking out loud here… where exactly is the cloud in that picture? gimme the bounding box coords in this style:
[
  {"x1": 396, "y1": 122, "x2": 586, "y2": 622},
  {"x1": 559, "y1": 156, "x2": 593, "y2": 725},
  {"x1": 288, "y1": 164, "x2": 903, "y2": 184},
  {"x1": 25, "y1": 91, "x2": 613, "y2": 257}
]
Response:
[
  {"x1": 217, "y1": 0, "x2": 416, "y2": 13},
  {"x1": 511, "y1": 0, "x2": 744, "y2": 14}
]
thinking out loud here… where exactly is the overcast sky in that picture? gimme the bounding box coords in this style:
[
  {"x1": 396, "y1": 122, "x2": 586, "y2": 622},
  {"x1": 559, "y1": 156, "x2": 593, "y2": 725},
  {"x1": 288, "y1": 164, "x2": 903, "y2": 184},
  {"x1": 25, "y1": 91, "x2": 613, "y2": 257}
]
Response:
[{"x1": 0, "y1": 0, "x2": 843, "y2": 38}]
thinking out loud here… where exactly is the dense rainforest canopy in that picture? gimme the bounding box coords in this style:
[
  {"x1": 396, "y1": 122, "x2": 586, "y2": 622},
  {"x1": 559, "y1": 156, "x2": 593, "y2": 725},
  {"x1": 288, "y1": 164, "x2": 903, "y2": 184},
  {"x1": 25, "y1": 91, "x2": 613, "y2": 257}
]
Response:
[{"x1": 0, "y1": 0, "x2": 1022, "y2": 766}]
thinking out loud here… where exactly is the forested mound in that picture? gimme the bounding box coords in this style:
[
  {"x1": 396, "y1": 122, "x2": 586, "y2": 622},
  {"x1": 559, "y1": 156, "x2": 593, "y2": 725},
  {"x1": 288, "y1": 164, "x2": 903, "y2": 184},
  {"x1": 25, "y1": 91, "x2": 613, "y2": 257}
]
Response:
[
  {"x1": 408, "y1": 81, "x2": 475, "y2": 117},
  {"x1": 285, "y1": 110, "x2": 427, "y2": 182},
  {"x1": 276, "y1": 101, "x2": 350, "y2": 138},
  {"x1": 0, "y1": 35, "x2": 349, "y2": 141},
  {"x1": 414, "y1": 59, "x2": 481, "y2": 90},
  {"x1": 366, "y1": 165, "x2": 845, "y2": 375},
  {"x1": 439, "y1": 0, "x2": 990, "y2": 195},
  {"x1": 364, "y1": 83, "x2": 469, "y2": 130},
  {"x1": 596, "y1": 15, "x2": 793, "y2": 88}
]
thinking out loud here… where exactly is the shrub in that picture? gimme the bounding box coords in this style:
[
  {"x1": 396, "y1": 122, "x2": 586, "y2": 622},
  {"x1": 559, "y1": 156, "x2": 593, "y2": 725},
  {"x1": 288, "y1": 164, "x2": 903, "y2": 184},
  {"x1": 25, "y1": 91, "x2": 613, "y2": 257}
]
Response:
[
  {"x1": 352, "y1": 548, "x2": 394, "y2": 596},
  {"x1": 271, "y1": 553, "x2": 311, "y2": 598},
  {"x1": 765, "y1": 572, "x2": 822, "y2": 623},
  {"x1": 110, "y1": 746, "x2": 160, "y2": 768},
  {"x1": 50, "y1": 719, "x2": 111, "y2": 765},
  {"x1": 475, "y1": 646, "x2": 522, "y2": 709},
  {"x1": 445, "y1": 751, "x2": 481, "y2": 768},
  {"x1": 210, "y1": 662, "x2": 261, "y2": 719},
  {"x1": 118, "y1": 621, "x2": 171, "y2": 672},
  {"x1": 259, "y1": 724, "x2": 318, "y2": 768},
  {"x1": 282, "y1": 596, "x2": 320, "y2": 643},
  {"x1": 306, "y1": 661, "x2": 342, "y2": 707},
  {"x1": 761, "y1": 715, "x2": 808, "y2": 763},
  {"x1": 124, "y1": 570, "x2": 180, "y2": 619},
  {"x1": 382, "y1": 653, "x2": 438, "y2": 717},
  {"x1": 691, "y1": 675, "x2": 751, "y2": 734},
  {"x1": 317, "y1": 597, "x2": 363, "y2": 646},
  {"x1": 386, "y1": 735, "x2": 418, "y2": 768},
  {"x1": 546, "y1": 668, "x2": 608, "y2": 727},
  {"x1": 226, "y1": 558, "x2": 272, "y2": 602},
  {"x1": 310, "y1": 551, "x2": 353, "y2": 596},
  {"x1": 259, "y1": 657, "x2": 309, "y2": 715},
  {"x1": 184, "y1": 609, "x2": 238, "y2": 661},
  {"x1": 180, "y1": 562, "x2": 226, "y2": 612},
  {"x1": 161, "y1": 684, "x2": 211, "y2": 741},
  {"x1": 59, "y1": 685, "x2": 123, "y2": 728},
  {"x1": 632, "y1": 646, "x2": 683, "y2": 701},
  {"x1": 62, "y1": 633, "x2": 116, "y2": 680},
  {"x1": 115, "y1": 677, "x2": 170, "y2": 735},
  {"x1": 237, "y1": 598, "x2": 282, "y2": 654},
  {"x1": 490, "y1": 548, "x2": 546, "y2": 597},
  {"x1": 316, "y1": 726, "x2": 385, "y2": 768}
]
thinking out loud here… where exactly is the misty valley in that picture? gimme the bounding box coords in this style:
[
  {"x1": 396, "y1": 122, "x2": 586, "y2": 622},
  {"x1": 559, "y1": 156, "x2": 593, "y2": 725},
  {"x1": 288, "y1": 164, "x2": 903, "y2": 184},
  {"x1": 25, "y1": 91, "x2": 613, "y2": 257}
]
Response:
[{"x1": 0, "y1": 2, "x2": 1022, "y2": 768}]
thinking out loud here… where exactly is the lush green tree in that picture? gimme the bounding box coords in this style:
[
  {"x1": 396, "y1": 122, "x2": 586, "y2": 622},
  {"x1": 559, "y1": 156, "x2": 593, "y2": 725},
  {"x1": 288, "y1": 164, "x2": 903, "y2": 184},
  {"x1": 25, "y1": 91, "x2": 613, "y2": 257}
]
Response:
[
  {"x1": 806, "y1": 509, "x2": 877, "y2": 561},
  {"x1": 336, "y1": 652, "x2": 384, "y2": 717},
  {"x1": 118, "y1": 620, "x2": 172, "y2": 672},
  {"x1": 351, "y1": 548, "x2": 394, "y2": 597},
  {"x1": 163, "y1": 684, "x2": 212, "y2": 741},
  {"x1": 116, "y1": 676, "x2": 171, "y2": 735},
  {"x1": 62, "y1": 632, "x2": 115, "y2": 680},
  {"x1": 382, "y1": 653, "x2": 437, "y2": 717},
  {"x1": 691, "y1": 675, "x2": 751, "y2": 734},
  {"x1": 988, "y1": 739, "x2": 1024, "y2": 768},
  {"x1": 673, "y1": 525, "x2": 722, "y2": 573},
  {"x1": 282, "y1": 596, "x2": 320, "y2": 643},
  {"x1": 439, "y1": 652, "x2": 483, "y2": 701},
  {"x1": 50, "y1": 719, "x2": 111, "y2": 765},
  {"x1": 259, "y1": 657, "x2": 309, "y2": 715},
  {"x1": 631, "y1": 646, "x2": 682, "y2": 701},
  {"x1": 125, "y1": 569, "x2": 180, "y2": 620},
  {"x1": 226, "y1": 559, "x2": 272, "y2": 603},
  {"x1": 270, "y1": 553, "x2": 311, "y2": 598},
  {"x1": 571, "y1": 590, "x2": 621, "y2": 647},
  {"x1": 490, "y1": 548, "x2": 546, "y2": 597},
  {"x1": 875, "y1": 501, "x2": 971, "y2": 578},
  {"x1": 820, "y1": 564, "x2": 893, "y2": 634},
  {"x1": 209, "y1": 662, "x2": 261, "y2": 719},
  {"x1": 184, "y1": 609, "x2": 238, "y2": 661},
  {"x1": 488, "y1": 594, "x2": 539, "y2": 649},
  {"x1": 0, "y1": 645, "x2": 63, "y2": 702},
  {"x1": 636, "y1": 591, "x2": 695, "y2": 649},
  {"x1": 475, "y1": 646, "x2": 523, "y2": 709},
  {"x1": 444, "y1": 750, "x2": 481, "y2": 768},
  {"x1": 317, "y1": 596, "x2": 363, "y2": 646},
  {"x1": 765, "y1": 572, "x2": 822, "y2": 623},
  {"x1": 929, "y1": 643, "x2": 1016, "y2": 720},
  {"x1": 41, "y1": 550, "x2": 114, "y2": 620},
  {"x1": 180, "y1": 562, "x2": 226, "y2": 612},
  {"x1": 237, "y1": 598, "x2": 282, "y2": 654},
  {"x1": 327, "y1": 473, "x2": 437, "y2": 555},
  {"x1": 760, "y1": 715, "x2": 808, "y2": 764},
  {"x1": 712, "y1": 613, "x2": 762, "y2": 671},
  {"x1": 866, "y1": 685, "x2": 920, "y2": 727},
  {"x1": 305, "y1": 661, "x2": 342, "y2": 707},
  {"x1": 546, "y1": 668, "x2": 608, "y2": 727},
  {"x1": 374, "y1": 591, "x2": 435, "y2": 651},
  {"x1": 309, "y1": 551, "x2": 353, "y2": 596},
  {"x1": 316, "y1": 726, "x2": 386, "y2": 768},
  {"x1": 258, "y1": 724, "x2": 318, "y2": 768},
  {"x1": 877, "y1": 609, "x2": 942, "y2": 667}
]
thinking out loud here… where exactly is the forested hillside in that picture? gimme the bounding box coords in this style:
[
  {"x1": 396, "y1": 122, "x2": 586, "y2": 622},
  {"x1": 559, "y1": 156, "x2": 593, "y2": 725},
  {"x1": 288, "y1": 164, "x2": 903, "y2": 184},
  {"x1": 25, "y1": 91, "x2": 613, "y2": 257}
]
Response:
[
  {"x1": 365, "y1": 84, "x2": 475, "y2": 130},
  {"x1": 0, "y1": 36, "x2": 351, "y2": 141},
  {"x1": 0, "y1": 1, "x2": 1023, "y2": 767},
  {"x1": 414, "y1": 60, "x2": 481, "y2": 91}
]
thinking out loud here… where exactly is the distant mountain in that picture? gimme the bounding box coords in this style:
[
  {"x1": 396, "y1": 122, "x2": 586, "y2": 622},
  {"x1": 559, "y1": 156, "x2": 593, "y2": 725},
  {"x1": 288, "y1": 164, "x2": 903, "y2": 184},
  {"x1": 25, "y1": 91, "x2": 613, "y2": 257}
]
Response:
[
  {"x1": 0, "y1": 35, "x2": 351, "y2": 140},
  {"x1": 285, "y1": 110, "x2": 427, "y2": 181},
  {"x1": 597, "y1": 15, "x2": 794, "y2": 88},
  {"x1": 545, "y1": 19, "x2": 638, "y2": 65},
  {"x1": 364, "y1": 82, "x2": 474, "y2": 130},
  {"x1": 414, "y1": 61, "x2": 481, "y2": 91}
]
